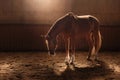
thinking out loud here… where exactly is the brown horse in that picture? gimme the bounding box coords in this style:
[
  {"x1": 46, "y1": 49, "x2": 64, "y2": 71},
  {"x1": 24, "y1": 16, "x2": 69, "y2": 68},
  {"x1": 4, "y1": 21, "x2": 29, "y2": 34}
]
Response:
[{"x1": 45, "y1": 12, "x2": 102, "y2": 65}]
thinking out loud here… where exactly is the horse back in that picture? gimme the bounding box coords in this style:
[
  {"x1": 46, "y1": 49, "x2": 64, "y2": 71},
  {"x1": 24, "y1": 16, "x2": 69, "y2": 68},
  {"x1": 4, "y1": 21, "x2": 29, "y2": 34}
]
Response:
[
  {"x1": 66, "y1": 15, "x2": 100, "y2": 38},
  {"x1": 74, "y1": 15, "x2": 99, "y2": 31}
]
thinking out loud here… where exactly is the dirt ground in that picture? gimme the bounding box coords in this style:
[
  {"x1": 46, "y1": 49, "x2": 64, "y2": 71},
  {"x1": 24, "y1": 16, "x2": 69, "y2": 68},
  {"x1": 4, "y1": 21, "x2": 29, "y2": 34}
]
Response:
[{"x1": 0, "y1": 51, "x2": 120, "y2": 80}]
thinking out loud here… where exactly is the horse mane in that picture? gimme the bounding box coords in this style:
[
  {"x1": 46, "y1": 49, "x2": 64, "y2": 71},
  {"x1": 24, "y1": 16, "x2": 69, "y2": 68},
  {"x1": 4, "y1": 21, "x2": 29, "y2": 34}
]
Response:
[{"x1": 57, "y1": 12, "x2": 76, "y2": 21}]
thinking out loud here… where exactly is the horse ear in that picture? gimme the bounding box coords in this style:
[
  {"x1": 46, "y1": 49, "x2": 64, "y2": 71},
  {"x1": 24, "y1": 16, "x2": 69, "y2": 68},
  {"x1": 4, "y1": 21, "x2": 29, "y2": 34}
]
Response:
[{"x1": 40, "y1": 35, "x2": 46, "y2": 40}]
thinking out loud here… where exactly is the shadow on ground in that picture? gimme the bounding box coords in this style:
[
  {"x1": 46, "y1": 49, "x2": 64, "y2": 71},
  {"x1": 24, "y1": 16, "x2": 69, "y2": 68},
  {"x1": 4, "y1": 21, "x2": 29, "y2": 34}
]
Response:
[
  {"x1": 53, "y1": 60, "x2": 113, "y2": 80},
  {"x1": 2, "y1": 60, "x2": 113, "y2": 80}
]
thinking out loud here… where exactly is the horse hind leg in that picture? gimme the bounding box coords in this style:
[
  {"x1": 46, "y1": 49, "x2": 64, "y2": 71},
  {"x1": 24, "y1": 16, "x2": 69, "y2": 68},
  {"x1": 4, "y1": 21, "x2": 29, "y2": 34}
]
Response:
[
  {"x1": 70, "y1": 39, "x2": 75, "y2": 65},
  {"x1": 87, "y1": 32, "x2": 95, "y2": 61},
  {"x1": 93, "y1": 30, "x2": 102, "y2": 61}
]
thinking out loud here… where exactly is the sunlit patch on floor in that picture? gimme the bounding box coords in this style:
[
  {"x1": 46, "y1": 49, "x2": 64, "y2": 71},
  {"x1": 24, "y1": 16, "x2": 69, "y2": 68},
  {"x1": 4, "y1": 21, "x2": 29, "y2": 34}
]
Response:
[
  {"x1": 0, "y1": 63, "x2": 12, "y2": 74},
  {"x1": 75, "y1": 62, "x2": 89, "y2": 68},
  {"x1": 109, "y1": 64, "x2": 120, "y2": 73},
  {"x1": 53, "y1": 62, "x2": 91, "y2": 76},
  {"x1": 53, "y1": 63, "x2": 67, "y2": 75}
]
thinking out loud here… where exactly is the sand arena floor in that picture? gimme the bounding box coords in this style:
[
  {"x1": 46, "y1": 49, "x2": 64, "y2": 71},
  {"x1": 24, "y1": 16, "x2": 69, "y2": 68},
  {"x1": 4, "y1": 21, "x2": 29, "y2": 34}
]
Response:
[{"x1": 0, "y1": 52, "x2": 120, "y2": 80}]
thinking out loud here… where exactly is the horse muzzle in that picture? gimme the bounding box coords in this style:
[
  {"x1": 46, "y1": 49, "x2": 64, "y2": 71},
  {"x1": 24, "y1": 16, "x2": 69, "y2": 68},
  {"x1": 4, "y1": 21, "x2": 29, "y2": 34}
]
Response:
[{"x1": 48, "y1": 50, "x2": 56, "y2": 56}]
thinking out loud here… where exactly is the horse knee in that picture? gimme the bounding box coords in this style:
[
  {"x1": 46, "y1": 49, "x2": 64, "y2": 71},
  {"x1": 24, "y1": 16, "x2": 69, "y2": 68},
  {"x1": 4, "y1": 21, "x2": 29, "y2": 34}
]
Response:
[{"x1": 65, "y1": 55, "x2": 70, "y2": 64}]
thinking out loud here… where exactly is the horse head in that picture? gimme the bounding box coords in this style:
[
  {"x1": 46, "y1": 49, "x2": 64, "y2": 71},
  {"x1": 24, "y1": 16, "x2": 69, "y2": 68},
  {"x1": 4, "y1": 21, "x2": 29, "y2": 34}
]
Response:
[{"x1": 45, "y1": 35, "x2": 57, "y2": 56}]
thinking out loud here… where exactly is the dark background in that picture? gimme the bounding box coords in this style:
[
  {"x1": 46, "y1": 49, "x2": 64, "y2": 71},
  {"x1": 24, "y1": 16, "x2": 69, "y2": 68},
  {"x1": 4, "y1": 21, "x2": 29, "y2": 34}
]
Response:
[{"x1": 0, "y1": 0, "x2": 120, "y2": 51}]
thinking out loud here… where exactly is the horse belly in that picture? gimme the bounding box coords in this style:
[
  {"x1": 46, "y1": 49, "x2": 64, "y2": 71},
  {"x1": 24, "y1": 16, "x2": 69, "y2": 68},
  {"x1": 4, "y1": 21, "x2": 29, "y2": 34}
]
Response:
[{"x1": 73, "y1": 23, "x2": 90, "y2": 39}]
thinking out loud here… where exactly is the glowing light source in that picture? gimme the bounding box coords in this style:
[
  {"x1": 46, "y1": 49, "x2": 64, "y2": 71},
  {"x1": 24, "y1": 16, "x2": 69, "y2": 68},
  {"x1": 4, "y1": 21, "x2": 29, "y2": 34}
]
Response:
[
  {"x1": 23, "y1": 0, "x2": 72, "y2": 24},
  {"x1": 39, "y1": 0, "x2": 53, "y2": 10}
]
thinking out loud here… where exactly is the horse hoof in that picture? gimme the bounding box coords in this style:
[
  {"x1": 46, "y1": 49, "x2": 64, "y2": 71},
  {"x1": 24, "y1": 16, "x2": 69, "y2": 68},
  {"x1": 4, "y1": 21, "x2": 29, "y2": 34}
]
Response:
[
  {"x1": 69, "y1": 62, "x2": 73, "y2": 65},
  {"x1": 94, "y1": 59, "x2": 101, "y2": 63},
  {"x1": 87, "y1": 58, "x2": 92, "y2": 61},
  {"x1": 94, "y1": 59, "x2": 97, "y2": 61},
  {"x1": 70, "y1": 62, "x2": 75, "y2": 67},
  {"x1": 65, "y1": 61, "x2": 69, "y2": 65},
  {"x1": 65, "y1": 61, "x2": 74, "y2": 66}
]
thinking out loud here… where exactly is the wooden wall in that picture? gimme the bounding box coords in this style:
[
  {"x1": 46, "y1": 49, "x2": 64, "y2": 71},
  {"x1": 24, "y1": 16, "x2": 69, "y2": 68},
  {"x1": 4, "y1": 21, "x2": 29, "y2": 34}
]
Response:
[{"x1": 0, "y1": 24, "x2": 119, "y2": 51}]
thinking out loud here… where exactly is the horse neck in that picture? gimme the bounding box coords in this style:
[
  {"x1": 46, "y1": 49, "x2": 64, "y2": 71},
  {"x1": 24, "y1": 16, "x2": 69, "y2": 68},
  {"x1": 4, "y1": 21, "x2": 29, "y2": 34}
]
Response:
[
  {"x1": 47, "y1": 19, "x2": 64, "y2": 39},
  {"x1": 48, "y1": 27, "x2": 59, "y2": 40}
]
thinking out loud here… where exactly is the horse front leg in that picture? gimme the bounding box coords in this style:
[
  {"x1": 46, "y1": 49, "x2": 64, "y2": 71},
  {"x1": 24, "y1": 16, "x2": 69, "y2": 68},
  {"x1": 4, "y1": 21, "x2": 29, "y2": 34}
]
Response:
[
  {"x1": 86, "y1": 33, "x2": 95, "y2": 61},
  {"x1": 70, "y1": 39, "x2": 75, "y2": 65},
  {"x1": 65, "y1": 38, "x2": 71, "y2": 65}
]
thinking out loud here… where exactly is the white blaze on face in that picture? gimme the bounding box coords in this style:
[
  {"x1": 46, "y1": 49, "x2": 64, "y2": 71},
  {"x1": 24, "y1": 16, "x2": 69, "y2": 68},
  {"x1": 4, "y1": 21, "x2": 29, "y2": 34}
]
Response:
[{"x1": 45, "y1": 40, "x2": 49, "y2": 51}]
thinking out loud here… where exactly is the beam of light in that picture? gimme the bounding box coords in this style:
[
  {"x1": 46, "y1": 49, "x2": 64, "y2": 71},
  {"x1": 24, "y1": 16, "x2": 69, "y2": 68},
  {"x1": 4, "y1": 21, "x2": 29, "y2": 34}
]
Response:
[
  {"x1": 23, "y1": 0, "x2": 72, "y2": 24},
  {"x1": 39, "y1": 0, "x2": 55, "y2": 12}
]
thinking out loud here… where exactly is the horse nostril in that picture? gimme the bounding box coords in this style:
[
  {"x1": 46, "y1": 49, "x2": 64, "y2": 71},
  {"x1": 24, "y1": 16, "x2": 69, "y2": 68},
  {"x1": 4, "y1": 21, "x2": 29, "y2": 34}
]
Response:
[
  {"x1": 50, "y1": 52, "x2": 54, "y2": 55},
  {"x1": 48, "y1": 50, "x2": 55, "y2": 56}
]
